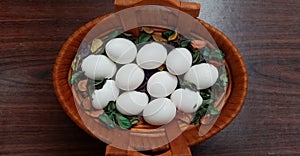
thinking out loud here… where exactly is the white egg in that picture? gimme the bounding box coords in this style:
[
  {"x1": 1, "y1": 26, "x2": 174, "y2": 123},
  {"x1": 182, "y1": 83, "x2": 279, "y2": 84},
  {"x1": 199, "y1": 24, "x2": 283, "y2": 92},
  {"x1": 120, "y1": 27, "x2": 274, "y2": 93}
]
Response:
[
  {"x1": 143, "y1": 98, "x2": 176, "y2": 125},
  {"x1": 115, "y1": 63, "x2": 145, "y2": 91},
  {"x1": 81, "y1": 55, "x2": 117, "y2": 80},
  {"x1": 171, "y1": 88, "x2": 203, "y2": 113},
  {"x1": 105, "y1": 38, "x2": 137, "y2": 64},
  {"x1": 92, "y1": 80, "x2": 119, "y2": 109},
  {"x1": 184, "y1": 63, "x2": 219, "y2": 89},
  {"x1": 136, "y1": 42, "x2": 167, "y2": 69},
  {"x1": 116, "y1": 91, "x2": 149, "y2": 115},
  {"x1": 147, "y1": 71, "x2": 178, "y2": 98},
  {"x1": 166, "y1": 48, "x2": 192, "y2": 75}
]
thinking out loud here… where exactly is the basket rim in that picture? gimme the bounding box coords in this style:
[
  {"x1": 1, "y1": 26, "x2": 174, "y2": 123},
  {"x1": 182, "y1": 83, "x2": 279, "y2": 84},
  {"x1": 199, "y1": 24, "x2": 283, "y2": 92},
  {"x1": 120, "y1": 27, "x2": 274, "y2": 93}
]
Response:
[{"x1": 53, "y1": 14, "x2": 248, "y2": 151}]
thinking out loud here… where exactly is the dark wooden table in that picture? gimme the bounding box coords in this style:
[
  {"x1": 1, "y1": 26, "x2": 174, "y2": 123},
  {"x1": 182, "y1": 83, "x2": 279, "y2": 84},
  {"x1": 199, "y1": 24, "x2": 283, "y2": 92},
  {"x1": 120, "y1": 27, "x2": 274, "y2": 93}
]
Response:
[{"x1": 1, "y1": 0, "x2": 299, "y2": 155}]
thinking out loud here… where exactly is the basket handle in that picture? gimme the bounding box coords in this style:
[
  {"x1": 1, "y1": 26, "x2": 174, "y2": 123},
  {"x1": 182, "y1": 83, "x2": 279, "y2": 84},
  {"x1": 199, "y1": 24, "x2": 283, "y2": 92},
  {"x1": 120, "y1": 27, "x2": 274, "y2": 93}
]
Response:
[
  {"x1": 105, "y1": 1, "x2": 199, "y2": 155},
  {"x1": 114, "y1": 0, "x2": 201, "y2": 18},
  {"x1": 105, "y1": 121, "x2": 191, "y2": 156},
  {"x1": 115, "y1": 0, "x2": 201, "y2": 36}
]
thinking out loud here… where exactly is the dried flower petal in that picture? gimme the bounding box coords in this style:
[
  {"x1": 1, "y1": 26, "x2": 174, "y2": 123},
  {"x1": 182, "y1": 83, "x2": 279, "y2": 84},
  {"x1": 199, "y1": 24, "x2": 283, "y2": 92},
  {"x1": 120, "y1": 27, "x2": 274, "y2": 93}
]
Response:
[
  {"x1": 78, "y1": 79, "x2": 88, "y2": 91},
  {"x1": 191, "y1": 40, "x2": 207, "y2": 49},
  {"x1": 142, "y1": 27, "x2": 154, "y2": 34},
  {"x1": 152, "y1": 32, "x2": 167, "y2": 42},
  {"x1": 168, "y1": 31, "x2": 178, "y2": 41},
  {"x1": 71, "y1": 57, "x2": 77, "y2": 71},
  {"x1": 78, "y1": 42, "x2": 91, "y2": 58},
  {"x1": 201, "y1": 114, "x2": 213, "y2": 124},
  {"x1": 75, "y1": 55, "x2": 82, "y2": 70},
  {"x1": 90, "y1": 38, "x2": 103, "y2": 53},
  {"x1": 81, "y1": 97, "x2": 92, "y2": 110},
  {"x1": 157, "y1": 64, "x2": 165, "y2": 71}
]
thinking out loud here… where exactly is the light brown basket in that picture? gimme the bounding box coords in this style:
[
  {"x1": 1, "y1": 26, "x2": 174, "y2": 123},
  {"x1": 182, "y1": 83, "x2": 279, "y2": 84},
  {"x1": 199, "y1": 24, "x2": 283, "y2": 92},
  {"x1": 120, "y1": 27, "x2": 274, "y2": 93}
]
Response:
[{"x1": 53, "y1": 0, "x2": 248, "y2": 155}]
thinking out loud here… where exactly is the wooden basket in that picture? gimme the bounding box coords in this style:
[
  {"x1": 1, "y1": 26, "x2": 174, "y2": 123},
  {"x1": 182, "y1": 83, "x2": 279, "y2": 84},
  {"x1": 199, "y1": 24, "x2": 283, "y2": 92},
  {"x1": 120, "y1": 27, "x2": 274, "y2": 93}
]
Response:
[{"x1": 53, "y1": 0, "x2": 248, "y2": 155}]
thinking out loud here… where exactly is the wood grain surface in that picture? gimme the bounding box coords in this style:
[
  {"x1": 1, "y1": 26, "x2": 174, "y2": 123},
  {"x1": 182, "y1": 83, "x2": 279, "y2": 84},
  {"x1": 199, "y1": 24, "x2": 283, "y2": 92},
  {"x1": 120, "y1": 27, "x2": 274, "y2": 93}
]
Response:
[{"x1": 0, "y1": 0, "x2": 299, "y2": 155}]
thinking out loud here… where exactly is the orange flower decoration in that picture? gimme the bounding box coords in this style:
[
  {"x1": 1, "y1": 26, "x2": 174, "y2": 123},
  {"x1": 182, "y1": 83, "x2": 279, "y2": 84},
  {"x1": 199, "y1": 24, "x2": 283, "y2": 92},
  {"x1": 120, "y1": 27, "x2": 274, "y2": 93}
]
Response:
[
  {"x1": 78, "y1": 79, "x2": 88, "y2": 92},
  {"x1": 191, "y1": 40, "x2": 207, "y2": 49}
]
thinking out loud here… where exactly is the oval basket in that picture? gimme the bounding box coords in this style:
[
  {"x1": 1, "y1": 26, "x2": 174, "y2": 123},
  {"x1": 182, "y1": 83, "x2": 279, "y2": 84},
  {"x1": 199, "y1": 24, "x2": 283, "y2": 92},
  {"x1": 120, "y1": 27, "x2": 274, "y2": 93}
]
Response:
[{"x1": 53, "y1": 0, "x2": 248, "y2": 155}]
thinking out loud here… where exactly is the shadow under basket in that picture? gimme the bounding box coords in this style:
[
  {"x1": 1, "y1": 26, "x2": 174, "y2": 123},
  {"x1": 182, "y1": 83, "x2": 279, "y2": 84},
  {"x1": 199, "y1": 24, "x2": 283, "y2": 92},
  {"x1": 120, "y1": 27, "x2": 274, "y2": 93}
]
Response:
[{"x1": 53, "y1": 1, "x2": 248, "y2": 155}]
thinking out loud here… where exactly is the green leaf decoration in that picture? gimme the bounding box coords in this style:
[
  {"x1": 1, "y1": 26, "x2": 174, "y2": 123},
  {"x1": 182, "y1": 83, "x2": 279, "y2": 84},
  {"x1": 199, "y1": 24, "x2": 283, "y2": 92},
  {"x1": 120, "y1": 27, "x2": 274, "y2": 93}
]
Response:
[
  {"x1": 192, "y1": 51, "x2": 201, "y2": 64},
  {"x1": 208, "y1": 105, "x2": 220, "y2": 115},
  {"x1": 98, "y1": 113, "x2": 116, "y2": 129},
  {"x1": 190, "y1": 114, "x2": 201, "y2": 124},
  {"x1": 130, "y1": 117, "x2": 139, "y2": 125},
  {"x1": 162, "y1": 30, "x2": 174, "y2": 39},
  {"x1": 215, "y1": 81, "x2": 225, "y2": 93},
  {"x1": 190, "y1": 104, "x2": 209, "y2": 124},
  {"x1": 94, "y1": 79, "x2": 107, "y2": 89},
  {"x1": 108, "y1": 112, "x2": 115, "y2": 122},
  {"x1": 70, "y1": 71, "x2": 84, "y2": 85},
  {"x1": 181, "y1": 39, "x2": 191, "y2": 47},
  {"x1": 136, "y1": 32, "x2": 151, "y2": 44},
  {"x1": 220, "y1": 73, "x2": 228, "y2": 87},
  {"x1": 115, "y1": 113, "x2": 132, "y2": 130},
  {"x1": 180, "y1": 80, "x2": 198, "y2": 92},
  {"x1": 108, "y1": 30, "x2": 120, "y2": 40},
  {"x1": 202, "y1": 99, "x2": 214, "y2": 105},
  {"x1": 200, "y1": 88, "x2": 212, "y2": 100},
  {"x1": 214, "y1": 49, "x2": 225, "y2": 57},
  {"x1": 209, "y1": 49, "x2": 225, "y2": 61},
  {"x1": 190, "y1": 98, "x2": 216, "y2": 124},
  {"x1": 202, "y1": 47, "x2": 211, "y2": 57},
  {"x1": 107, "y1": 101, "x2": 116, "y2": 113}
]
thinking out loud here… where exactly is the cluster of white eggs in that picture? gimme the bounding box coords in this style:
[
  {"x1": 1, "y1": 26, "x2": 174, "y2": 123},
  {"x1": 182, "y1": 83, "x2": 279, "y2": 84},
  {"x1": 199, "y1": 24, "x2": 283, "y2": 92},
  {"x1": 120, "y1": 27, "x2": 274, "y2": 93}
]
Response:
[{"x1": 81, "y1": 38, "x2": 219, "y2": 126}]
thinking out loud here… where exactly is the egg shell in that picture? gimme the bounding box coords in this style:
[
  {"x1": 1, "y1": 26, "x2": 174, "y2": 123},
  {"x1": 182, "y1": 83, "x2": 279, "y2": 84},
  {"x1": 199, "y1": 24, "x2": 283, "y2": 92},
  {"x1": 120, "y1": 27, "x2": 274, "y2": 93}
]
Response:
[
  {"x1": 143, "y1": 98, "x2": 176, "y2": 125},
  {"x1": 136, "y1": 42, "x2": 167, "y2": 69},
  {"x1": 184, "y1": 63, "x2": 219, "y2": 89},
  {"x1": 166, "y1": 48, "x2": 192, "y2": 75},
  {"x1": 116, "y1": 91, "x2": 149, "y2": 116},
  {"x1": 92, "y1": 80, "x2": 119, "y2": 109},
  {"x1": 115, "y1": 63, "x2": 145, "y2": 91},
  {"x1": 81, "y1": 55, "x2": 117, "y2": 80},
  {"x1": 147, "y1": 71, "x2": 178, "y2": 98},
  {"x1": 105, "y1": 38, "x2": 137, "y2": 64},
  {"x1": 171, "y1": 88, "x2": 203, "y2": 113}
]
